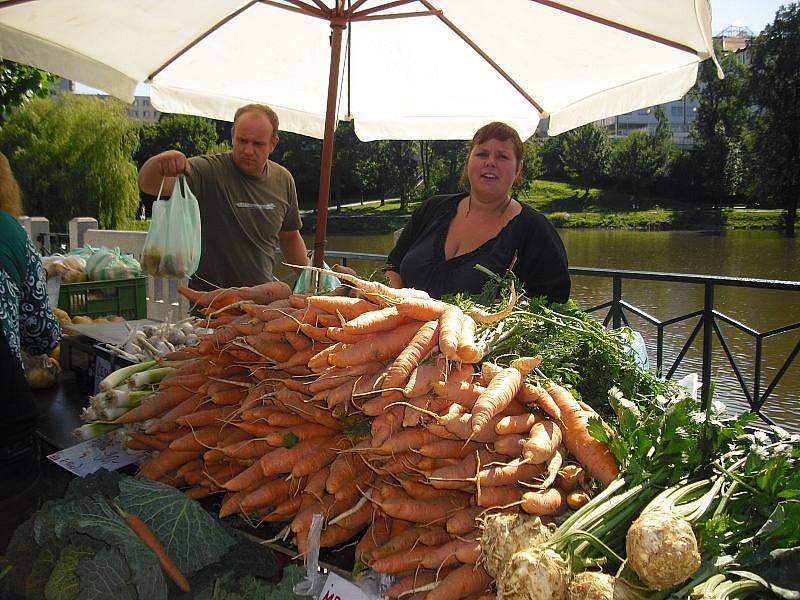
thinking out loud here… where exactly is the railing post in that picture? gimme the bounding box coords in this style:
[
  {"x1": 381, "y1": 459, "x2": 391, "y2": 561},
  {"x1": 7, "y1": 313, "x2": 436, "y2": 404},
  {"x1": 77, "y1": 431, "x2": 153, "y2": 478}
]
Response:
[
  {"x1": 701, "y1": 283, "x2": 714, "y2": 410},
  {"x1": 612, "y1": 277, "x2": 622, "y2": 329},
  {"x1": 754, "y1": 336, "x2": 763, "y2": 409}
]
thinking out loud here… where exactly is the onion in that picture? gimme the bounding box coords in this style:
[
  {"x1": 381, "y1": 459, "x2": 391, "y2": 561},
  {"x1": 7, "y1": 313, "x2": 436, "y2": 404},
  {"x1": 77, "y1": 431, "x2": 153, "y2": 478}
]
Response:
[{"x1": 626, "y1": 509, "x2": 701, "y2": 590}]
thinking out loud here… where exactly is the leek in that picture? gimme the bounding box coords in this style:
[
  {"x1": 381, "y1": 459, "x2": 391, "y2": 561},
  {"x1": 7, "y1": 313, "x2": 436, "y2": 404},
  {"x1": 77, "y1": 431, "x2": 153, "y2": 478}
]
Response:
[{"x1": 99, "y1": 360, "x2": 157, "y2": 391}]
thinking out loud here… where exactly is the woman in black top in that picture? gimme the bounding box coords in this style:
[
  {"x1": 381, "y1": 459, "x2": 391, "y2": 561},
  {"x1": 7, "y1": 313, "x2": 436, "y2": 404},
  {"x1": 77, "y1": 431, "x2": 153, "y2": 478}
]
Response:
[{"x1": 386, "y1": 122, "x2": 570, "y2": 303}]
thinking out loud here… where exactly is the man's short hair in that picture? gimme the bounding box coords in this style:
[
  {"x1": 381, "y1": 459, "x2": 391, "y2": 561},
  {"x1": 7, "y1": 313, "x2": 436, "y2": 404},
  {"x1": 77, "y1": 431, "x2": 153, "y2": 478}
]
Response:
[{"x1": 234, "y1": 104, "x2": 280, "y2": 139}]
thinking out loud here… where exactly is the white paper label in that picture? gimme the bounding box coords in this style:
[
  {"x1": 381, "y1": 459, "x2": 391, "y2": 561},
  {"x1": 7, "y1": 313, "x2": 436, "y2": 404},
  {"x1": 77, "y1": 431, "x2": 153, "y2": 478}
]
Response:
[
  {"x1": 47, "y1": 433, "x2": 144, "y2": 477},
  {"x1": 317, "y1": 572, "x2": 371, "y2": 600}
]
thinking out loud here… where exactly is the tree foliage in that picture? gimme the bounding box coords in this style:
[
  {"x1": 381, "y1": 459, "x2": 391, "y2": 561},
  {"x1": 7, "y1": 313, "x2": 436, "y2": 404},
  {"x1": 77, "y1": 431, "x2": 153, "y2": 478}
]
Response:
[
  {"x1": 691, "y1": 51, "x2": 752, "y2": 203},
  {"x1": 560, "y1": 123, "x2": 611, "y2": 198},
  {"x1": 0, "y1": 95, "x2": 140, "y2": 229},
  {"x1": 135, "y1": 113, "x2": 224, "y2": 169},
  {"x1": 0, "y1": 59, "x2": 57, "y2": 122},
  {"x1": 746, "y1": 3, "x2": 800, "y2": 236},
  {"x1": 610, "y1": 131, "x2": 665, "y2": 200}
]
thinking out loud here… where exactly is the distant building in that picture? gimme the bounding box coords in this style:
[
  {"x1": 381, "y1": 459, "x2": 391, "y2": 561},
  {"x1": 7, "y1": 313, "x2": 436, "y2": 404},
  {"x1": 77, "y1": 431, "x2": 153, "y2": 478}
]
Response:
[
  {"x1": 48, "y1": 77, "x2": 159, "y2": 122},
  {"x1": 126, "y1": 96, "x2": 160, "y2": 123},
  {"x1": 596, "y1": 26, "x2": 755, "y2": 149}
]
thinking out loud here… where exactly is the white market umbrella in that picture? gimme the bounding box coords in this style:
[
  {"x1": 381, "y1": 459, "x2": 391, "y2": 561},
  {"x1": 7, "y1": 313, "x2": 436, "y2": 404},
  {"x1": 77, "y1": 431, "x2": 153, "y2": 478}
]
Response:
[{"x1": 0, "y1": 0, "x2": 721, "y2": 264}]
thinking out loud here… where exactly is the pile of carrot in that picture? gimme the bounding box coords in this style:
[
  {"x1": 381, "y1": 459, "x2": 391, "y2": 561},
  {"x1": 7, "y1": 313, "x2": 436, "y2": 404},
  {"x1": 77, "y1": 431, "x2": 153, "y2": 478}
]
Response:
[{"x1": 110, "y1": 274, "x2": 619, "y2": 600}]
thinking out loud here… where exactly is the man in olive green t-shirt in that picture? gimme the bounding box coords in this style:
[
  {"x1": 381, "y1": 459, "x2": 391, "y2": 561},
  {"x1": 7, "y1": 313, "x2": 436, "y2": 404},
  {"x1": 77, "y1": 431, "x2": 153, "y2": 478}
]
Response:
[{"x1": 138, "y1": 104, "x2": 309, "y2": 290}]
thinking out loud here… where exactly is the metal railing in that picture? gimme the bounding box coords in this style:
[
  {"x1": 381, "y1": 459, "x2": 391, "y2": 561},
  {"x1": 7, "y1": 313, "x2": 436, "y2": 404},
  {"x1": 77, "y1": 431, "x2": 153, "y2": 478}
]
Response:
[
  {"x1": 36, "y1": 232, "x2": 70, "y2": 255},
  {"x1": 324, "y1": 250, "x2": 800, "y2": 424}
]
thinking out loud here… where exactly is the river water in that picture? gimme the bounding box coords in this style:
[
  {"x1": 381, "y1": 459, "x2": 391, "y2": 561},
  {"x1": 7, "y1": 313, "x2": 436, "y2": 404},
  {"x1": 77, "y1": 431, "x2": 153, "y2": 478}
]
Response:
[{"x1": 304, "y1": 229, "x2": 800, "y2": 431}]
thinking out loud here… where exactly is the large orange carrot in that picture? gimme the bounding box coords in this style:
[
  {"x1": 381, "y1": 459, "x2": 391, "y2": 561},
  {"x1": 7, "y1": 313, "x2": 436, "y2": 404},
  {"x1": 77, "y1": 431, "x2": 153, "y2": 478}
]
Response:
[
  {"x1": 260, "y1": 434, "x2": 340, "y2": 478},
  {"x1": 426, "y1": 564, "x2": 492, "y2": 600},
  {"x1": 516, "y1": 382, "x2": 562, "y2": 422},
  {"x1": 116, "y1": 506, "x2": 190, "y2": 593},
  {"x1": 329, "y1": 321, "x2": 424, "y2": 367},
  {"x1": 556, "y1": 464, "x2": 584, "y2": 492},
  {"x1": 494, "y1": 412, "x2": 539, "y2": 435},
  {"x1": 437, "y1": 306, "x2": 464, "y2": 359},
  {"x1": 144, "y1": 394, "x2": 204, "y2": 434},
  {"x1": 520, "y1": 487, "x2": 567, "y2": 516},
  {"x1": 139, "y1": 448, "x2": 202, "y2": 481},
  {"x1": 522, "y1": 419, "x2": 563, "y2": 463},
  {"x1": 240, "y1": 477, "x2": 302, "y2": 513},
  {"x1": 395, "y1": 297, "x2": 450, "y2": 321},
  {"x1": 421, "y1": 538, "x2": 477, "y2": 569},
  {"x1": 547, "y1": 383, "x2": 619, "y2": 486},
  {"x1": 326, "y1": 440, "x2": 371, "y2": 494},
  {"x1": 355, "y1": 514, "x2": 393, "y2": 563},
  {"x1": 456, "y1": 315, "x2": 483, "y2": 364},
  {"x1": 477, "y1": 459, "x2": 547, "y2": 487},
  {"x1": 403, "y1": 359, "x2": 447, "y2": 398},
  {"x1": 370, "y1": 545, "x2": 432, "y2": 574},
  {"x1": 369, "y1": 525, "x2": 427, "y2": 560},
  {"x1": 385, "y1": 570, "x2": 448, "y2": 599},
  {"x1": 446, "y1": 508, "x2": 482, "y2": 535},
  {"x1": 112, "y1": 387, "x2": 193, "y2": 425},
  {"x1": 382, "y1": 320, "x2": 440, "y2": 394},
  {"x1": 419, "y1": 439, "x2": 482, "y2": 459},
  {"x1": 494, "y1": 433, "x2": 525, "y2": 457},
  {"x1": 291, "y1": 436, "x2": 350, "y2": 477},
  {"x1": 470, "y1": 367, "x2": 522, "y2": 435},
  {"x1": 307, "y1": 295, "x2": 381, "y2": 320},
  {"x1": 176, "y1": 405, "x2": 237, "y2": 429},
  {"x1": 169, "y1": 427, "x2": 224, "y2": 452},
  {"x1": 342, "y1": 306, "x2": 407, "y2": 335}
]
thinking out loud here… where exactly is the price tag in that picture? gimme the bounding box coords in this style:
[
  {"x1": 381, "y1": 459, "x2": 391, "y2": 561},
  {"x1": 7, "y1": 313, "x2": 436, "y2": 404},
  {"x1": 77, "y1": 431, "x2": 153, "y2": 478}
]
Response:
[{"x1": 317, "y1": 572, "x2": 371, "y2": 600}]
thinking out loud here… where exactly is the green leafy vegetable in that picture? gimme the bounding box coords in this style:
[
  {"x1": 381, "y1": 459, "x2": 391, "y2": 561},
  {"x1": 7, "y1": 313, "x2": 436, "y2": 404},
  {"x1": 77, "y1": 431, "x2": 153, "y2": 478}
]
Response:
[
  {"x1": 118, "y1": 476, "x2": 237, "y2": 574},
  {"x1": 44, "y1": 544, "x2": 95, "y2": 600}
]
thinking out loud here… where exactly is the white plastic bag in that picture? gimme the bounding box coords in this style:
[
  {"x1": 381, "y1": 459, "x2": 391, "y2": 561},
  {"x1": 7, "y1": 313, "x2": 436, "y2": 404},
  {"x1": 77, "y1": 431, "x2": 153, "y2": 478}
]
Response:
[
  {"x1": 293, "y1": 262, "x2": 341, "y2": 294},
  {"x1": 141, "y1": 175, "x2": 201, "y2": 279}
]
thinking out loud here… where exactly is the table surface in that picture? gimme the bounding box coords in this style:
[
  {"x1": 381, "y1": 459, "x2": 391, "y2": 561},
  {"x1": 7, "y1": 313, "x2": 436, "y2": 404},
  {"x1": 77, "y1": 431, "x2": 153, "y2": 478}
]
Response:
[{"x1": 33, "y1": 371, "x2": 92, "y2": 450}]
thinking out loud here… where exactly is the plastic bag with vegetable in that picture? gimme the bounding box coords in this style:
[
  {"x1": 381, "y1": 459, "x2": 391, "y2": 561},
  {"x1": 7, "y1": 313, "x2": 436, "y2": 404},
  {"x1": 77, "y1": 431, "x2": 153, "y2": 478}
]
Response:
[
  {"x1": 85, "y1": 246, "x2": 141, "y2": 280},
  {"x1": 141, "y1": 174, "x2": 201, "y2": 279},
  {"x1": 22, "y1": 352, "x2": 61, "y2": 388}
]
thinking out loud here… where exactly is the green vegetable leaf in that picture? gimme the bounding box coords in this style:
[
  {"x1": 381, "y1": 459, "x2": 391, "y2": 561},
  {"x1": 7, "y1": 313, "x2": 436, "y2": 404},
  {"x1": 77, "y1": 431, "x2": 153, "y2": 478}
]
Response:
[
  {"x1": 284, "y1": 432, "x2": 300, "y2": 448},
  {"x1": 63, "y1": 468, "x2": 122, "y2": 501},
  {"x1": 76, "y1": 546, "x2": 137, "y2": 600},
  {"x1": 33, "y1": 493, "x2": 167, "y2": 600},
  {"x1": 118, "y1": 476, "x2": 237, "y2": 574},
  {"x1": 26, "y1": 543, "x2": 60, "y2": 600},
  {"x1": 44, "y1": 544, "x2": 95, "y2": 600}
]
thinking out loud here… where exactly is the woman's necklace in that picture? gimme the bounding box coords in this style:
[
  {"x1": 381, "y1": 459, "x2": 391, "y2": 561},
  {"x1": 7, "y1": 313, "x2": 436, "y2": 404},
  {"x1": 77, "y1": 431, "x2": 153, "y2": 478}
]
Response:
[{"x1": 466, "y1": 194, "x2": 512, "y2": 217}]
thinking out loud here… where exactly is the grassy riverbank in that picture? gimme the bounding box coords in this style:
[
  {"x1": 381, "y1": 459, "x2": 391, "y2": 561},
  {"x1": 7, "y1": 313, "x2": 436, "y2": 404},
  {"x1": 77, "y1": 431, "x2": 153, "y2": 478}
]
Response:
[{"x1": 319, "y1": 180, "x2": 784, "y2": 232}]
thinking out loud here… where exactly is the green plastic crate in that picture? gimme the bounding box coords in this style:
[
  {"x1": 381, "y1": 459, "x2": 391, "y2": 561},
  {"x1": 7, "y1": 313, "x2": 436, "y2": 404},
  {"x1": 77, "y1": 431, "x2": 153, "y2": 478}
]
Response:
[{"x1": 58, "y1": 276, "x2": 147, "y2": 320}]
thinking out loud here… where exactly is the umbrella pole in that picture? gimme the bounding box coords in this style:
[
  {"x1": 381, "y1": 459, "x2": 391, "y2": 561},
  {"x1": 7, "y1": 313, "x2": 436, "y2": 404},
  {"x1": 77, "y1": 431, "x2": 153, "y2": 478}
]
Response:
[{"x1": 313, "y1": 16, "x2": 347, "y2": 269}]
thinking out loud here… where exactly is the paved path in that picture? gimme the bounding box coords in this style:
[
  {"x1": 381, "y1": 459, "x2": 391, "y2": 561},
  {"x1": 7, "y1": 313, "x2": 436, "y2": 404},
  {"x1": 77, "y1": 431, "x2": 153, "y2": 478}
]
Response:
[{"x1": 299, "y1": 198, "x2": 395, "y2": 216}]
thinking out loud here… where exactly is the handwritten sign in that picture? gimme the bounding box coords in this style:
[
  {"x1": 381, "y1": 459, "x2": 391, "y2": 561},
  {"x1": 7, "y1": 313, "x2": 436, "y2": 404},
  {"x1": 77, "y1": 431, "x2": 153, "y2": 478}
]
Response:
[
  {"x1": 47, "y1": 433, "x2": 145, "y2": 477},
  {"x1": 317, "y1": 572, "x2": 373, "y2": 600}
]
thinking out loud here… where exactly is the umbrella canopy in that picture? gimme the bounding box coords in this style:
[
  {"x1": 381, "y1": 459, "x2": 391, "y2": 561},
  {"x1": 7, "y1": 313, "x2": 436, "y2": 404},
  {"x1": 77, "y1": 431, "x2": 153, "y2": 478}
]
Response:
[{"x1": 0, "y1": 0, "x2": 721, "y2": 262}]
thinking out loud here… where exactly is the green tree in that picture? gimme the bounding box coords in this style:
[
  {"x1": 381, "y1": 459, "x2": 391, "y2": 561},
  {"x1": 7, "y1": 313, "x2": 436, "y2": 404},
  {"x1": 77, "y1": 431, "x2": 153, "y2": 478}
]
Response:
[
  {"x1": 135, "y1": 113, "x2": 223, "y2": 168},
  {"x1": 611, "y1": 131, "x2": 664, "y2": 202},
  {"x1": 560, "y1": 123, "x2": 611, "y2": 198},
  {"x1": 746, "y1": 4, "x2": 800, "y2": 236},
  {"x1": 538, "y1": 136, "x2": 566, "y2": 180},
  {"x1": 0, "y1": 59, "x2": 57, "y2": 122},
  {"x1": 0, "y1": 95, "x2": 140, "y2": 229},
  {"x1": 691, "y1": 51, "x2": 752, "y2": 203}
]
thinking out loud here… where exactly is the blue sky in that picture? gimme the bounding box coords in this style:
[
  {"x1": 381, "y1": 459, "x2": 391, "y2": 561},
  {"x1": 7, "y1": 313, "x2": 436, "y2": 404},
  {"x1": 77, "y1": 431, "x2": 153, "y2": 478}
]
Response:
[
  {"x1": 75, "y1": 1, "x2": 789, "y2": 96},
  {"x1": 711, "y1": 0, "x2": 786, "y2": 34}
]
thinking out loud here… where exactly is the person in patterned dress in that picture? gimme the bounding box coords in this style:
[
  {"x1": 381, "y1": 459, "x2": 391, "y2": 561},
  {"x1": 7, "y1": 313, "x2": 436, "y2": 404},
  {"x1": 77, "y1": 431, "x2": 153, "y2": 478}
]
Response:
[{"x1": 0, "y1": 152, "x2": 61, "y2": 541}]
